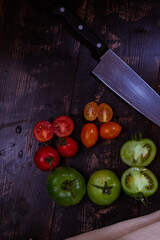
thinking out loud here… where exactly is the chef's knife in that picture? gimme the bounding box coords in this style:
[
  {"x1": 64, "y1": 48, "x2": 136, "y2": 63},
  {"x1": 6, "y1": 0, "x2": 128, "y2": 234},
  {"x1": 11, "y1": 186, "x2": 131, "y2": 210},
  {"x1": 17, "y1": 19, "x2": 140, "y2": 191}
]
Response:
[{"x1": 53, "y1": 3, "x2": 160, "y2": 127}]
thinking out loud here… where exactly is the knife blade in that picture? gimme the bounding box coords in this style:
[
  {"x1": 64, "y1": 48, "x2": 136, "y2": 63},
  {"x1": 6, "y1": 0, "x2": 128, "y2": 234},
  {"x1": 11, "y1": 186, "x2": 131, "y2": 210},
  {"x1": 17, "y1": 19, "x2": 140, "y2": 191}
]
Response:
[{"x1": 53, "y1": 3, "x2": 160, "y2": 127}]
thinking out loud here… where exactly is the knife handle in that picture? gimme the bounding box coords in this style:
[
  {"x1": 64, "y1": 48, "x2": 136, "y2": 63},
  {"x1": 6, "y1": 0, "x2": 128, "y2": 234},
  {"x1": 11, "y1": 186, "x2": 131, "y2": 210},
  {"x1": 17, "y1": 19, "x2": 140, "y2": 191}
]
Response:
[{"x1": 53, "y1": 2, "x2": 109, "y2": 58}]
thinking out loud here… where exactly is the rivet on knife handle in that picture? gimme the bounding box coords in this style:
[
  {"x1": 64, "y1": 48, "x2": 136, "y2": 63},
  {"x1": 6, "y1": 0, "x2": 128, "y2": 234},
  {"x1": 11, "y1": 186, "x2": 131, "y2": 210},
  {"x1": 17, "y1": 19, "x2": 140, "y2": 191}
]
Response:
[{"x1": 53, "y1": 3, "x2": 109, "y2": 58}]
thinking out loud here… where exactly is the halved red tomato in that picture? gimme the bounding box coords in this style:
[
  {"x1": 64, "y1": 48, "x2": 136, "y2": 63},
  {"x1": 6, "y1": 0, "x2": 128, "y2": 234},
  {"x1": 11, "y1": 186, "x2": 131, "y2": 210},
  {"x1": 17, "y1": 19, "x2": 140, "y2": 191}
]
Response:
[
  {"x1": 33, "y1": 121, "x2": 54, "y2": 142},
  {"x1": 53, "y1": 116, "x2": 74, "y2": 137}
]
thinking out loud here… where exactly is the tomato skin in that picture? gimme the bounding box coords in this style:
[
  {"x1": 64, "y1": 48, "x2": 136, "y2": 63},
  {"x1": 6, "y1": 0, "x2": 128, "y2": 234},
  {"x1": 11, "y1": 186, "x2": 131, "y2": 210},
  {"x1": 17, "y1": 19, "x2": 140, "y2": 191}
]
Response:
[
  {"x1": 33, "y1": 121, "x2": 54, "y2": 142},
  {"x1": 84, "y1": 101, "x2": 98, "y2": 121},
  {"x1": 100, "y1": 122, "x2": 122, "y2": 139},
  {"x1": 47, "y1": 166, "x2": 86, "y2": 206},
  {"x1": 98, "y1": 103, "x2": 113, "y2": 122},
  {"x1": 87, "y1": 169, "x2": 121, "y2": 205},
  {"x1": 81, "y1": 123, "x2": 99, "y2": 148},
  {"x1": 57, "y1": 137, "x2": 78, "y2": 157},
  {"x1": 34, "y1": 146, "x2": 60, "y2": 171},
  {"x1": 53, "y1": 115, "x2": 74, "y2": 137}
]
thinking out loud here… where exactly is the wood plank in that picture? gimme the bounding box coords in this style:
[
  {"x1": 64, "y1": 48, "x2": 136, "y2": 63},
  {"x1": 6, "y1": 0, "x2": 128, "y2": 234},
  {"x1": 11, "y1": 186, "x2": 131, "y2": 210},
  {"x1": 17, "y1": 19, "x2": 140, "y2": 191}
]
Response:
[{"x1": 0, "y1": 0, "x2": 160, "y2": 239}]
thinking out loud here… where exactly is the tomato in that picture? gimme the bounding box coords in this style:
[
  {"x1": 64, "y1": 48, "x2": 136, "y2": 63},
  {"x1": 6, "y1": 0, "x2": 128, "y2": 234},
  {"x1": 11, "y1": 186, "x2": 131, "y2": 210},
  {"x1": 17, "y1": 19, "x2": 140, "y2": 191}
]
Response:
[
  {"x1": 100, "y1": 122, "x2": 122, "y2": 139},
  {"x1": 98, "y1": 103, "x2": 113, "y2": 122},
  {"x1": 57, "y1": 137, "x2": 78, "y2": 157},
  {"x1": 87, "y1": 169, "x2": 121, "y2": 205},
  {"x1": 53, "y1": 115, "x2": 74, "y2": 137},
  {"x1": 121, "y1": 167, "x2": 158, "y2": 204},
  {"x1": 81, "y1": 123, "x2": 99, "y2": 148},
  {"x1": 33, "y1": 121, "x2": 54, "y2": 142},
  {"x1": 120, "y1": 138, "x2": 156, "y2": 167},
  {"x1": 34, "y1": 146, "x2": 60, "y2": 171},
  {"x1": 47, "y1": 166, "x2": 86, "y2": 206},
  {"x1": 84, "y1": 101, "x2": 98, "y2": 121}
]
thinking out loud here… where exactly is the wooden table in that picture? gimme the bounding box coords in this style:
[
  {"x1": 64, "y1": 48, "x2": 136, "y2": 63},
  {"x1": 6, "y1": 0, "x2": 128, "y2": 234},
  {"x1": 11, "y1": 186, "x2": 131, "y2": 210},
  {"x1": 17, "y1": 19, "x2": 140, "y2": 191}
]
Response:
[{"x1": 1, "y1": 0, "x2": 160, "y2": 239}]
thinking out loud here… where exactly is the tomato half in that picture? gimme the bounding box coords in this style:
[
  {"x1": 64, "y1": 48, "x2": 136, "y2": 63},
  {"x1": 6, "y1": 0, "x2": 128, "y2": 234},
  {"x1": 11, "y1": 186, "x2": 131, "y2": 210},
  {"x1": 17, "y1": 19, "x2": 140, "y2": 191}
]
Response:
[
  {"x1": 33, "y1": 121, "x2": 54, "y2": 142},
  {"x1": 100, "y1": 122, "x2": 122, "y2": 139},
  {"x1": 84, "y1": 101, "x2": 98, "y2": 121},
  {"x1": 87, "y1": 169, "x2": 121, "y2": 205},
  {"x1": 57, "y1": 137, "x2": 78, "y2": 157},
  {"x1": 81, "y1": 123, "x2": 99, "y2": 148},
  {"x1": 34, "y1": 146, "x2": 60, "y2": 171},
  {"x1": 121, "y1": 167, "x2": 158, "y2": 204},
  {"x1": 47, "y1": 166, "x2": 86, "y2": 206},
  {"x1": 98, "y1": 103, "x2": 113, "y2": 122},
  {"x1": 120, "y1": 138, "x2": 157, "y2": 167},
  {"x1": 53, "y1": 115, "x2": 74, "y2": 137}
]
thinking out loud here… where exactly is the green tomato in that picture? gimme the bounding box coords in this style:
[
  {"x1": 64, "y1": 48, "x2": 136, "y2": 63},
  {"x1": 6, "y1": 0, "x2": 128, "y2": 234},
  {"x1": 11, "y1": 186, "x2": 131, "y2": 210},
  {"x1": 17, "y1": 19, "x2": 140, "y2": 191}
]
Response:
[
  {"x1": 120, "y1": 138, "x2": 156, "y2": 167},
  {"x1": 87, "y1": 169, "x2": 121, "y2": 206},
  {"x1": 47, "y1": 166, "x2": 86, "y2": 206},
  {"x1": 121, "y1": 167, "x2": 158, "y2": 204}
]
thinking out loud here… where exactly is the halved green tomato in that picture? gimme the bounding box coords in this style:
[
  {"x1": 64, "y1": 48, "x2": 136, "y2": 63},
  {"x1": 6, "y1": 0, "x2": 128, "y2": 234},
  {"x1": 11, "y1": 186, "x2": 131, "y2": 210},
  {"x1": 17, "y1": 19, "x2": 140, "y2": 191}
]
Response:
[
  {"x1": 120, "y1": 138, "x2": 156, "y2": 166},
  {"x1": 121, "y1": 167, "x2": 158, "y2": 204}
]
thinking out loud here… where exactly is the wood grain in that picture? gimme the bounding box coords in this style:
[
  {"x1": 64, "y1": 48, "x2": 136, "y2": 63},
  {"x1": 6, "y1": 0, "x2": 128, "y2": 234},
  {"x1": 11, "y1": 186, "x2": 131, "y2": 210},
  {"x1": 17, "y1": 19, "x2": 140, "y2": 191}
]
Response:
[{"x1": 0, "y1": 0, "x2": 160, "y2": 239}]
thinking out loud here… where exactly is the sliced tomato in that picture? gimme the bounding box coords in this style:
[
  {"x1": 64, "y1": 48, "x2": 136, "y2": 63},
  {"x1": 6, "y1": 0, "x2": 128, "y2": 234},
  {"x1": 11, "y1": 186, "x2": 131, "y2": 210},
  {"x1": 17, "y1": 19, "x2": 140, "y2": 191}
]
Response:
[
  {"x1": 33, "y1": 121, "x2": 54, "y2": 142},
  {"x1": 98, "y1": 103, "x2": 113, "y2": 122},
  {"x1": 84, "y1": 101, "x2": 98, "y2": 121},
  {"x1": 53, "y1": 116, "x2": 74, "y2": 137},
  {"x1": 120, "y1": 138, "x2": 157, "y2": 167},
  {"x1": 121, "y1": 167, "x2": 158, "y2": 204}
]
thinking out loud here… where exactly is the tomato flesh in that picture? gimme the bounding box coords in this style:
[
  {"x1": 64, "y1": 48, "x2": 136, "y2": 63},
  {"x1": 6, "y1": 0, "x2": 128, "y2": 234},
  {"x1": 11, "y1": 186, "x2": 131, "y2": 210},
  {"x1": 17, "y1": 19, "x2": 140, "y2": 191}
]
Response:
[
  {"x1": 87, "y1": 169, "x2": 121, "y2": 205},
  {"x1": 120, "y1": 138, "x2": 156, "y2": 166},
  {"x1": 121, "y1": 167, "x2": 158, "y2": 200},
  {"x1": 98, "y1": 103, "x2": 113, "y2": 122},
  {"x1": 53, "y1": 115, "x2": 74, "y2": 137},
  {"x1": 47, "y1": 166, "x2": 86, "y2": 206},
  {"x1": 33, "y1": 121, "x2": 54, "y2": 142},
  {"x1": 84, "y1": 101, "x2": 98, "y2": 121}
]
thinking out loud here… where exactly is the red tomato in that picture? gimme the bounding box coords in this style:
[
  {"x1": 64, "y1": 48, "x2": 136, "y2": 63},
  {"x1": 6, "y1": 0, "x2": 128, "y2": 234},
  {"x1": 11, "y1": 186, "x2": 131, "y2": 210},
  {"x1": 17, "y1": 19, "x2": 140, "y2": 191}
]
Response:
[
  {"x1": 34, "y1": 146, "x2": 60, "y2": 171},
  {"x1": 98, "y1": 103, "x2": 113, "y2": 122},
  {"x1": 84, "y1": 101, "x2": 98, "y2": 121},
  {"x1": 33, "y1": 121, "x2": 54, "y2": 142},
  {"x1": 57, "y1": 137, "x2": 78, "y2": 157},
  {"x1": 53, "y1": 116, "x2": 74, "y2": 137},
  {"x1": 100, "y1": 122, "x2": 122, "y2": 139},
  {"x1": 81, "y1": 123, "x2": 99, "y2": 148}
]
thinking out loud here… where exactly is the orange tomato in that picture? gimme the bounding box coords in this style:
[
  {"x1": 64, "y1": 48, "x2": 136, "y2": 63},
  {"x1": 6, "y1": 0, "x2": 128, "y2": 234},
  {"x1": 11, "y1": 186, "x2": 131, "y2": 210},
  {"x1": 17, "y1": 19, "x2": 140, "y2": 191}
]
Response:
[
  {"x1": 100, "y1": 122, "x2": 122, "y2": 139},
  {"x1": 84, "y1": 102, "x2": 98, "y2": 121},
  {"x1": 98, "y1": 103, "x2": 113, "y2": 122},
  {"x1": 81, "y1": 123, "x2": 99, "y2": 148}
]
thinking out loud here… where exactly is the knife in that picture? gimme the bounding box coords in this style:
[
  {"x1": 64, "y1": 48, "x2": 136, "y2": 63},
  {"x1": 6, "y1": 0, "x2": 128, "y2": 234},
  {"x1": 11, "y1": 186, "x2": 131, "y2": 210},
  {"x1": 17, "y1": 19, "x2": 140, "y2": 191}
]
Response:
[{"x1": 53, "y1": 3, "x2": 160, "y2": 127}]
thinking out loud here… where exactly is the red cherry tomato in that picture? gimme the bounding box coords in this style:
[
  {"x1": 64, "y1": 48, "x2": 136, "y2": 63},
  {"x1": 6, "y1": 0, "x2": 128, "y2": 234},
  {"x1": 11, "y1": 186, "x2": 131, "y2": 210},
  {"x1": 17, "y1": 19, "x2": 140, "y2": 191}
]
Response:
[
  {"x1": 34, "y1": 146, "x2": 60, "y2": 171},
  {"x1": 81, "y1": 123, "x2": 99, "y2": 148},
  {"x1": 57, "y1": 137, "x2": 78, "y2": 157},
  {"x1": 98, "y1": 103, "x2": 113, "y2": 122},
  {"x1": 53, "y1": 116, "x2": 74, "y2": 137},
  {"x1": 33, "y1": 121, "x2": 54, "y2": 142},
  {"x1": 84, "y1": 101, "x2": 98, "y2": 121},
  {"x1": 100, "y1": 122, "x2": 122, "y2": 139}
]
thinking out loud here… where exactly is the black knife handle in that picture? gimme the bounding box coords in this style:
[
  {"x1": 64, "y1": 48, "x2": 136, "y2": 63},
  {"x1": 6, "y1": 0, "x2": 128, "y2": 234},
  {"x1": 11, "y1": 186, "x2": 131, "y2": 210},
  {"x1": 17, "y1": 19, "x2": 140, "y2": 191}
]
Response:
[{"x1": 53, "y1": 2, "x2": 109, "y2": 58}]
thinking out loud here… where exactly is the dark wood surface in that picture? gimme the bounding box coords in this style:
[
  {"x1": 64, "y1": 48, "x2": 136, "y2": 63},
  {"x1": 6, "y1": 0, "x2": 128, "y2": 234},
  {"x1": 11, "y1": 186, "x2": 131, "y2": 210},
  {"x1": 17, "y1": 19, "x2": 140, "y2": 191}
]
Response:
[{"x1": 1, "y1": 0, "x2": 160, "y2": 239}]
